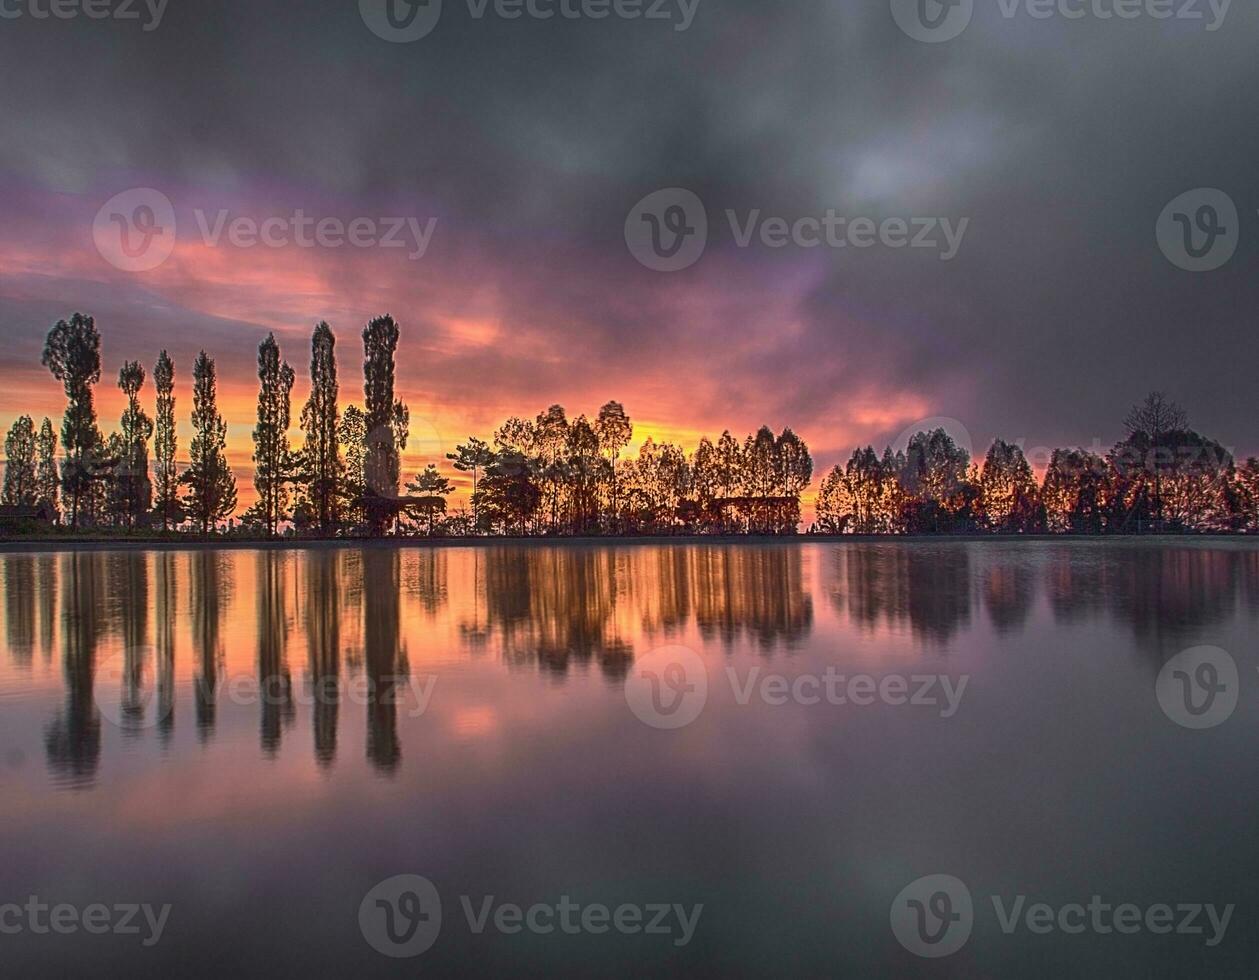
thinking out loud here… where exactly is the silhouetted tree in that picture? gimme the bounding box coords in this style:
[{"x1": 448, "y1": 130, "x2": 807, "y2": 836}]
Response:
[
  {"x1": 152, "y1": 350, "x2": 179, "y2": 529},
  {"x1": 181, "y1": 351, "x2": 237, "y2": 533},
  {"x1": 300, "y1": 322, "x2": 342, "y2": 531},
  {"x1": 252, "y1": 334, "x2": 296, "y2": 536},
  {"x1": 1042, "y1": 449, "x2": 1109, "y2": 534},
  {"x1": 3, "y1": 415, "x2": 37, "y2": 506},
  {"x1": 339, "y1": 403, "x2": 367, "y2": 522},
  {"x1": 115, "y1": 361, "x2": 153, "y2": 527},
  {"x1": 595, "y1": 401, "x2": 632, "y2": 524},
  {"x1": 41, "y1": 313, "x2": 103, "y2": 527},
  {"x1": 405, "y1": 463, "x2": 454, "y2": 535},
  {"x1": 362, "y1": 315, "x2": 408, "y2": 533},
  {"x1": 35, "y1": 417, "x2": 59, "y2": 521},
  {"x1": 1122, "y1": 391, "x2": 1188, "y2": 531},
  {"x1": 979, "y1": 439, "x2": 1039, "y2": 532},
  {"x1": 447, "y1": 437, "x2": 493, "y2": 530}
]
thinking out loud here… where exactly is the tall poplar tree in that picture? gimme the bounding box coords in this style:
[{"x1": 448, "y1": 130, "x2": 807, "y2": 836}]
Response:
[
  {"x1": 300, "y1": 322, "x2": 342, "y2": 531},
  {"x1": 35, "y1": 418, "x2": 59, "y2": 521},
  {"x1": 152, "y1": 350, "x2": 179, "y2": 529},
  {"x1": 41, "y1": 313, "x2": 103, "y2": 527},
  {"x1": 116, "y1": 361, "x2": 153, "y2": 527},
  {"x1": 362, "y1": 315, "x2": 408, "y2": 533},
  {"x1": 251, "y1": 334, "x2": 296, "y2": 536},
  {"x1": 181, "y1": 351, "x2": 237, "y2": 533}
]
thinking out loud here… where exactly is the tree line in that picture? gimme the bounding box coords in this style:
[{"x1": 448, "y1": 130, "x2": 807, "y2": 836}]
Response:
[
  {"x1": 2, "y1": 312, "x2": 1255, "y2": 536},
  {"x1": 817, "y1": 393, "x2": 1257, "y2": 534}
]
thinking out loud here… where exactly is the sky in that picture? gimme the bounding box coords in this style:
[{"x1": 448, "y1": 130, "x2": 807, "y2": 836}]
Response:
[{"x1": 1, "y1": 0, "x2": 1256, "y2": 510}]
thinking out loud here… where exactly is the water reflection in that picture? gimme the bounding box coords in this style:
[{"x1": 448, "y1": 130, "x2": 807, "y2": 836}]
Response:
[
  {"x1": 43, "y1": 553, "x2": 103, "y2": 787},
  {"x1": 4, "y1": 554, "x2": 34, "y2": 667},
  {"x1": 363, "y1": 548, "x2": 405, "y2": 773},
  {"x1": 304, "y1": 550, "x2": 341, "y2": 769},
  {"x1": 192, "y1": 551, "x2": 230, "y2": 742},
  {"x1": 0, "y1": 541, "x2": 1255, "y2": 786},
  {"x1": 826, "y1": 544, "x2": 973, "y2": 646},
  {"x1": 257, "y1": 552, "x2": 294, "y2": 756}
]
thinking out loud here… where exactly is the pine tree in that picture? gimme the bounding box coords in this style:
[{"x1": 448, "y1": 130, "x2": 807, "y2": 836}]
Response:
[
  {"x1": 299, "y1": 322, "x2": 342, "y2": 531},
  {"x1": 153, "y1": 350, "x2": 180, "y2": 529},
  {"x1": 251, "y1": 334, "x2": 296, "y2": 536},
  {"x1": 41, "y1": 313, "x2": 103, "y2": 527},
  {"x1": 181, "y1": 351, "x2": 237, "y2": 533}
]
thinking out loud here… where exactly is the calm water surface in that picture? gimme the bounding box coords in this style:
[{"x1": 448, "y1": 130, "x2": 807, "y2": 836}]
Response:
[{"x1": 1, "y1": 541, "x2": 1258, "y2": 977}]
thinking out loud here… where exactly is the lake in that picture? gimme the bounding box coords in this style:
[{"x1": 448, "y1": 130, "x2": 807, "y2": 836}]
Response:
[{"x1": 1, "y1": 540, "x2": 1257, "y2": 976}]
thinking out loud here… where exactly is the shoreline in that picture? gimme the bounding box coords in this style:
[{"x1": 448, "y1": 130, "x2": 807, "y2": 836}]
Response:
[{"x1": 1, "y1": 533, "x2": 1256, "y2": 554}]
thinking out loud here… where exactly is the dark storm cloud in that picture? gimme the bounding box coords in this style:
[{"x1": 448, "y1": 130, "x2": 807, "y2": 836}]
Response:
[{"x1": 1, "y1": 0, "x2": 1257, "y2": 466}]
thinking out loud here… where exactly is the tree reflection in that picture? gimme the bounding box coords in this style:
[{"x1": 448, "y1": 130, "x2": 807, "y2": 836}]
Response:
[
  {"x1": 363, "y1": 548, "x2": 405, "y2": 773},
  {"x1": 4, "y1": 554, "x2": 35, "y2": 667},
  {"x1": 37, "y1": 553, "x2": 56, "y2": 661},
  {"x1": 44, "y1": 552, "x2": 102, "y2": 788},
  {"x1": 114, "y1": 552, "x2": 150, "y2": 737},
  {"x1": 155, "y1": 552, "x2": 176, "y2": 743},
  {"x1": 257, "y1": 552, "x2": 294, "y2": 756},
  {"x1": 1045, "y1": 544, "x2": 1246, "y2": 659},
  {"x1": 191, "y1": 551, "x2": 230, "y2": 741},
  {"x1": 827, "y1": 544, "x2": 973, "y2": 646},
  {"x1": 304, "y1": 550, "x2": 341, "y2": 769},
  {"x1": 981, "y1": 556, "x2": 1036, "y2": 634}
]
